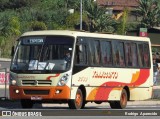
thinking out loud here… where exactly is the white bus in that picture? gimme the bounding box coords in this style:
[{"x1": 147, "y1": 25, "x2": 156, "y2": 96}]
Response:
[{"x1": 9, "y1": 30, "x2": 153, "y2": 109}]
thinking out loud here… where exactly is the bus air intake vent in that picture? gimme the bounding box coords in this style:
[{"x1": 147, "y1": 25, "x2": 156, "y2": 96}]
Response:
[{"x1": 22, "y1": 80, "x2": 52, "y2": 86}]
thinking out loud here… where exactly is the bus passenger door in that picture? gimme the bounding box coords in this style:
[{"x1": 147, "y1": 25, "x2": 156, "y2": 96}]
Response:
[{"x1": 73, "y1": 42, "x2": 89, "y2": 85}]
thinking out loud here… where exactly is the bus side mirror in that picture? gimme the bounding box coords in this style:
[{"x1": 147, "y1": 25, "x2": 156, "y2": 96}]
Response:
[{"x1": 11, "y1": 46, "x2": 15, "y2": 57}]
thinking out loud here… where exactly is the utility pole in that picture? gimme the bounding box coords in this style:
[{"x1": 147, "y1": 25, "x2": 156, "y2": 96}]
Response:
[{"x1": 80, "y1": 0, "x2": 82, "y2": 30}]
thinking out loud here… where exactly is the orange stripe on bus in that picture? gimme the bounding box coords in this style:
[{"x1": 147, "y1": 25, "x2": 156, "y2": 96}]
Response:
[
  {"x1": 131, "y1": 71, "x2": 140, "y2": 83},
  {"x1": 92, "y1": 69, "x2": 149, "y2": 101}
]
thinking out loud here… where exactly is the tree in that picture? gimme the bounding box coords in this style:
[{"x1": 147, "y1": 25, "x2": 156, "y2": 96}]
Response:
[
  {"x1": 157, "y1": 0, "x2": 160, "y2": 26},
  {"x1": 117, "y1": 8, "x2": 129, "y2": 35},
  {"x1": 66, "y1": 12, "x2": 82, "y2": 29},
  {"x1": 96, "y1": 14, "x2": 117, "y2": 33},
  {"x1": 0, "y1": 10, "x2": 18, "y2": 35},
  {"x1": 30, "y1": 21, "x2": 47, "y2": 31},
  {"x1": 135, "y1": 0, "x2": 160, "y2": 28},
  {"x1": 8, "y1": 16, "x2": 21, "y2": 36},
  {"x1": 0, "y1": 0, "x2": 38, "y2": 11},
  {"x1": 67, "y1": 0, "x2": 79, "y2": 10},
  {"x1": 0, "y1": 0, "x2": 118, "y2": 57},
  {"x1": 83, "y1": 0, "x2": 116, "y2": 32}
]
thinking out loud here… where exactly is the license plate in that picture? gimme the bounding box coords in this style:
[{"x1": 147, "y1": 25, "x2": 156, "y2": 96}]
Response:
[{"x1": 31, "y1": 96, "x2": 42, "y2": 100}]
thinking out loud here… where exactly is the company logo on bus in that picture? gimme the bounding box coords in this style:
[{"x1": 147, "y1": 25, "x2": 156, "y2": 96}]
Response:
[{"x1": 92, "y1": 71, "x2": 118, "y2": 79}]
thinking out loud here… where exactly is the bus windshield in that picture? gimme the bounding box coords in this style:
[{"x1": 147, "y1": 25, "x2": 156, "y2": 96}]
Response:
[{"x1": 11, "y1": 36, "x2": 74, "y2": 73}]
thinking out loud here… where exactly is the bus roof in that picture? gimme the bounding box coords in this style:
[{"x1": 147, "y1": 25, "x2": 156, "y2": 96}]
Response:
[{"x1": 21, "y1": 30, "x2": 150, "y2": 42}]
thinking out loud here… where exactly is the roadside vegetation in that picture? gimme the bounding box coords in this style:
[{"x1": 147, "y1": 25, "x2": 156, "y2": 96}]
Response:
[{"x1": 0, "y1": 0, "x2": 160, "y2": 58}]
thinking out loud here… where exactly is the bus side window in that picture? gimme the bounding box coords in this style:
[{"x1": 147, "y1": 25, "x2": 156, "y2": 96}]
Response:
[
  {"x1": 125, "y1": 43, "x2": 132, "y2": 66},
  {"x1": 75, "y1": 44, "x2": 87, "y2": 65},
  {"x1": 113, "y1": 41, "x2": 120, "y2": 66},
  {"x1": 143, "y1": 44, "x2": 150, "y2": 67},
  {"x1": 101, "y1": 41, "x2": 112, "y2": 66},
  {"x1": 90, "y1": 40, "x2": 95, "y2": 65},
  {"x1": 113, "y1": 41, "x2": 125, "y2": 67},
  {"x1": 119, "y1": 42, "x2": 125, "y2": 67},
  {"x1": 138, "y1": 44, "x2": 144, "y2": 67},
  {"x1": 131, "y1": 43, "x2": 138, "y2": 67},
  {"x1": 94, "y1": 40, "x2": 101, "y2": 65},
  {"x1": 75, "y1": 45, "x2": 80, "y2": 64}
]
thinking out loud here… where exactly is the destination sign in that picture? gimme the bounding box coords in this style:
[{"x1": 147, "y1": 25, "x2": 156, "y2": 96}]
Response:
[
  {"x1": 21, "y1": 37, "x2": 44, "y2": 45},
  {"x1": 29, "y1": 39, "x2": 44, "y2": 43}
]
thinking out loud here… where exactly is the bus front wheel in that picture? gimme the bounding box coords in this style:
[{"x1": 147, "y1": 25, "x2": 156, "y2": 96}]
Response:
[
  {"x1": 109, "y1": 89, "x2": 127, "y2": 109},
  {"x1": 21, "y1": 99, "x2": 33, "y2": 108},
  {"x1": 68, "y1": 89, "x2": 85, "y2": 109}
]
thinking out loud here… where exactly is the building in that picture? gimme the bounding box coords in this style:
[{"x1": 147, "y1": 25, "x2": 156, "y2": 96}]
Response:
[
  {"x1": 127, "y1": 27, "x2": 160, "y2": 58},
  {"x1": 97, "y1": 0, "x2": 139, "y2": 21},
  {"x1": 97, "y1": 0, "x2": 139, "y2": 11},
  {"x1": 97, "y1": 0, "x2": 160, "y2": 53}
]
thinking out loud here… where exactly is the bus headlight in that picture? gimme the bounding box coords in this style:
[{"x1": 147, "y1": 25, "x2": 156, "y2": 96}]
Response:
[
  {"x1": 58, "y1": 74, "x2": 69, "y2": 86},
  {"x1": 11, "y1": 80, "x2": 17, "y2": 85},
  {"x1": 10, "y1": 73, "x2": 17, "y2": 85}
]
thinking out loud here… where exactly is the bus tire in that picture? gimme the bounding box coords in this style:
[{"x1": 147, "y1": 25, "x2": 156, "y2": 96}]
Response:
[
  {"x1": 21, "y1": 99, "x2": 33, "y2": 108},
  {"x1": 68, "y1": 89, "x2": 84, "y2": 109},
  {"x1": 109, "y1": 89, "x2": 127, "y2": 109}
]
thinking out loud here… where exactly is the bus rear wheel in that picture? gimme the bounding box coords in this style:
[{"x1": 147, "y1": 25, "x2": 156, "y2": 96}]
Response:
[
  {"x1": 68, "y1": 89, "x2": 85, "y2": 109},
  {"x1": 109, "y1": 89, "x2": 127, "y2": 109},
  {"x1": 21, "y1": 99, "x2": 33, "y2": 108}
]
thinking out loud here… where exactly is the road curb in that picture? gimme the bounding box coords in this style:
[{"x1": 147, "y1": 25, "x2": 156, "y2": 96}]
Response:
[
  {"x1": 42, "y1": 101, "x2": 160, "y2": 108},
  {"x1": 127, "y1": 101, "x2": 160, "y2": 105},
  {"x1": 152, "y1": 86, "x2": 160, "y2": 99},
  {"x1": 84, "y1": 100, "x2": 160, "y2": 107},
  {"x1": 0, "y1": 58, "x2": 11, "y2": 61},
  {"x1": 153, "y1": 86, "x2": 160, "y2": 89}
]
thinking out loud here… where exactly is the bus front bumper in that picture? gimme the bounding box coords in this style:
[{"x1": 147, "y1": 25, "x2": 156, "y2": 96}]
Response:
[{"x1": 9, "y1": 85, "x2": 70, "y2": 100}]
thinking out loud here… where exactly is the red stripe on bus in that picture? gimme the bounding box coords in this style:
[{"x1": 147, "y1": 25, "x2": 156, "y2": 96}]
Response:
[
  {"x1": 95, "y1": 69, "x2": 149, "y2": 100},
  {"x1": 46, "y1": 74, "x2": 60, "y2": 80}
]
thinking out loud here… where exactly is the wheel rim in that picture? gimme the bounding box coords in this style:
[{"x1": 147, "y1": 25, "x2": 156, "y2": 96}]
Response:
[
  {"x1": 121, "y1": 92, "x2": 127, "y2": 106},
  {"x1": 76, "y1": 92, "x2": 82, "y2": 106}
]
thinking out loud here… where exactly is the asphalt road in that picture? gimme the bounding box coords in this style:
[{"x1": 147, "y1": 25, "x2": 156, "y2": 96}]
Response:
[
  {"x1": 0, "y1": 100, "x2": 160, "y2": 118},
  {"x1": 0, "y1": 100, "x2": 160, "y2": 109}
]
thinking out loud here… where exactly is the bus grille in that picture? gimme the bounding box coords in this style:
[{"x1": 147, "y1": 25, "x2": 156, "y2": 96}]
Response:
[
  {"x1": 24, "y1": 90, "x2": 49, "y2": 95},
  {"x1": 22, "y1": 80, "x2": 52, "y2": 86}
]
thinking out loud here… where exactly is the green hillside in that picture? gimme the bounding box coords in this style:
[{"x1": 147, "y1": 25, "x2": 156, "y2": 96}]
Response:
[
  {"x1": 0, "y1": 0, "x2": 118, "y2": 58},
  {"x1": 0, "y1": 0, "x2": 77, "y2": 57}
]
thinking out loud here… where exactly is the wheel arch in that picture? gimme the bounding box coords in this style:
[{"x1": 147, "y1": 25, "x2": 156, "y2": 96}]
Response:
[{"x1": 68, "y1": 85, "x2": 86, "y2": 109}]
